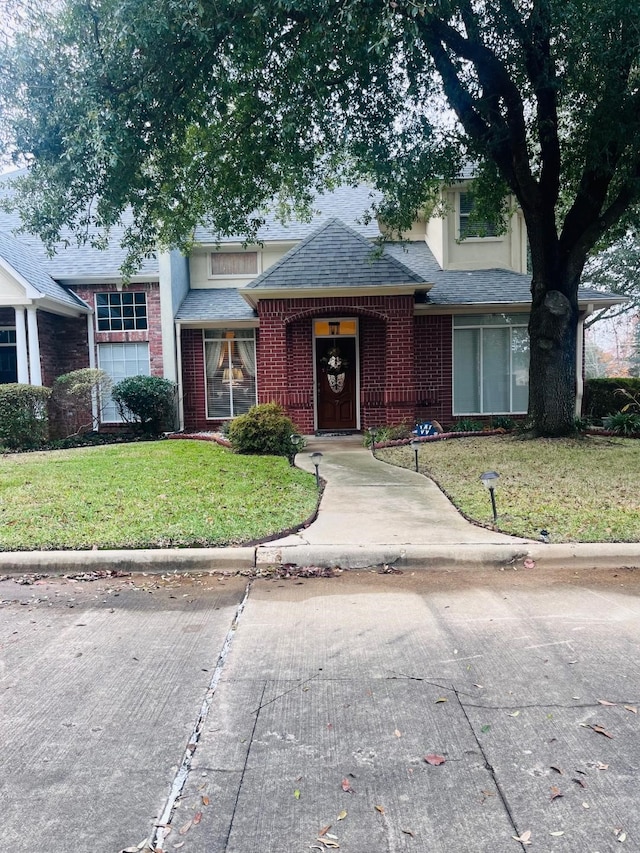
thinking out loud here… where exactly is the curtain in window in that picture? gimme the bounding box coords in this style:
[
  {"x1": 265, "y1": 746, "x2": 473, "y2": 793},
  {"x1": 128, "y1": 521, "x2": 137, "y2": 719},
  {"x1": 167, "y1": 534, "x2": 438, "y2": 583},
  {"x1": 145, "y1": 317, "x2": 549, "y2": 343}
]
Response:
[{"x1": 236, "y1": 338, "x2": 256, "y2": 377}]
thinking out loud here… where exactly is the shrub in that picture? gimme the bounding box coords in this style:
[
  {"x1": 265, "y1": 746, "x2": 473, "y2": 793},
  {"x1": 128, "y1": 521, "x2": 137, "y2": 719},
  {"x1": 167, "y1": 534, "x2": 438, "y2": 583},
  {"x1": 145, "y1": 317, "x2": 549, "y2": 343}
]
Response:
[
  {"x1": 49, "y1": 368, "x2": 112, "y2": 438},
  {"x1": 602, "y1": 411, "x2": 640, "y2": 436},
  {"x1": 111, "y1": 375, "x2": 177, "y2": 436},
  {"x1": 448, "y1": 418, "x2": 484, "y2": 432},
  {"x1": 0, "y1": 384, "x2": 51, "y2": 449},
  {"x1": 490, "y1": 416, "x2": 517, "y2": 431},
  {"x1": 584, "y1": 377, "x2": 640, "y2": 421},
  {"x1": 227, "y1": 402, "x2": 299, "y2": 457}
]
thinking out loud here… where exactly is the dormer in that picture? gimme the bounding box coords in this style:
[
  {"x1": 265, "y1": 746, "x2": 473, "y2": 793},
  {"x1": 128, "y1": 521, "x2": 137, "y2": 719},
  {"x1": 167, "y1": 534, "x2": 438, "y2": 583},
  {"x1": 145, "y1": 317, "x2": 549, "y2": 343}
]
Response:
[{"x1": 424, "y1": 182, "x2": 528, "y2": 274}]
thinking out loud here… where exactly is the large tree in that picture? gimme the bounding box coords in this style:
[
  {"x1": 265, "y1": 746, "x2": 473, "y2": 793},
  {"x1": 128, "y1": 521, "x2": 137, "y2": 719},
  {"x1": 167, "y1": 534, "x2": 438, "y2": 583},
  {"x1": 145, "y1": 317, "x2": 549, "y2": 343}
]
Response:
[{"x1": 1, "y1": 0, "x2": 640, "y2": 436}]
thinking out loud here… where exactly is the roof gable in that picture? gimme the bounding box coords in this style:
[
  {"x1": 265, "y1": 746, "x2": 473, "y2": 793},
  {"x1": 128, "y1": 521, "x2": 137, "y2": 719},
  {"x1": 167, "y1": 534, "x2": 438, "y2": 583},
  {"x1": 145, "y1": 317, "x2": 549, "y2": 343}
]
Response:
[{"x1": 246, "y1": 218, "x2": 427, "y2": 291}]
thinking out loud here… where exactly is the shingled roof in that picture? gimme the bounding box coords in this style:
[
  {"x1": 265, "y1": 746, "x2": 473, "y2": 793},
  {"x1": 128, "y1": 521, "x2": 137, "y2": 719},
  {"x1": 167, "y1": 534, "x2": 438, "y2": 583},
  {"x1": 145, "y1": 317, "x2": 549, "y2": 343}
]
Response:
[{"x1": 245, "y1": 218, "x2": 427, "y2": 292}]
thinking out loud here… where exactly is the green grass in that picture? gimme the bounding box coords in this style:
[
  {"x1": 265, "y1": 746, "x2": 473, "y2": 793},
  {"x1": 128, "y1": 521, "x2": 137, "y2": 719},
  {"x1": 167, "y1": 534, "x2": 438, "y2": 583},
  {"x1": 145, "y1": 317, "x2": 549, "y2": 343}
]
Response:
[
  {"x1": 378, "y1": 435, "x2": 640, "y2": 543},
  {"x1": 0, "y1": 440, "x2": 319, "y2": 551}
]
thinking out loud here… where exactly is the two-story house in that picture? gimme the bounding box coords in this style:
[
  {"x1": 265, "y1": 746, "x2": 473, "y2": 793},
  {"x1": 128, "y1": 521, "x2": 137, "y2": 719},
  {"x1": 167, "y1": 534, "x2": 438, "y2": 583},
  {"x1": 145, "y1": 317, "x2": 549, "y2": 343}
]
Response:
[{"x1": 0, "y1": 173, "x2": 622, "y2": 433}]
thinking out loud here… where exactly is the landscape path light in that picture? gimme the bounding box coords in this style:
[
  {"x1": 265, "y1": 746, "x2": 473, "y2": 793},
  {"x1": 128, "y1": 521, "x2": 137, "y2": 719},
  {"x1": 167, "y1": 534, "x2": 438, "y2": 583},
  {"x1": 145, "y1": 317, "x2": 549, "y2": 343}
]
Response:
[
  {"x1": 368, "y1": 426, "x2": 378, "y2": 457},
  {"x1": 410, "y1": 437, "x2": 421, "y2": 473},
  {"x1": 289, "y1": 433, "x2": 303, "y2": 466},
  {"x1": 310, "y1": 451, "x2": 323, "y2": 488},
  {"x1": 480, "y1": 471, "x2": 500, "y2": 524}
]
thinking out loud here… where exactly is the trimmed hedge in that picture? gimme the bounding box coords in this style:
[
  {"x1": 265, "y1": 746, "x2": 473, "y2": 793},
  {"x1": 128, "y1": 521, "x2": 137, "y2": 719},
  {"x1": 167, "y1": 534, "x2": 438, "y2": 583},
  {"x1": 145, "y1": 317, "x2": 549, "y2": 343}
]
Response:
[
  {"x1": 584, "y1": 378, "x2": 640, "y2": 420},
  {"x1": 49, "y1": 367, "x2": 112, "y2": 438},
  {"x1": 0, "y1": 384, "x2": 51, "y2": 449}
]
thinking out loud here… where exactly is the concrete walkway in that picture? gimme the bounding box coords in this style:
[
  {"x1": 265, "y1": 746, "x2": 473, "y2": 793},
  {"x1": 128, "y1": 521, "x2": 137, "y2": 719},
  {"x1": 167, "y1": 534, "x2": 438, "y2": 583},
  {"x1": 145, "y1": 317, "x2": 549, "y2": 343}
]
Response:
[{"x1": 0, "y1": 435, "x2": 639, "y2": 573}]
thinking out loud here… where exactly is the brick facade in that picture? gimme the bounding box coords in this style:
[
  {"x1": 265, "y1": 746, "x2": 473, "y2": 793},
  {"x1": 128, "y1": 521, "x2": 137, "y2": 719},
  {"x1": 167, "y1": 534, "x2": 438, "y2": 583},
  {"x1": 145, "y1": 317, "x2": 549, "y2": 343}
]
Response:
[
  {"x1": 180, "y1": 295, "x2": 457, "y2": 434},
  {"x1": 37, "y1": 311, "x2": 89, "y2": 388}
]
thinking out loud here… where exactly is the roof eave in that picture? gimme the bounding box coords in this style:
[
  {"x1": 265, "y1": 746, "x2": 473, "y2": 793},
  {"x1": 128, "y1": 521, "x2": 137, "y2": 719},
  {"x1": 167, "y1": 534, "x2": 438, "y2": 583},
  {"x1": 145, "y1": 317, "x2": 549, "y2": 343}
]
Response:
[{"x1": 241, "y1": 282, "x2": 432, "y2": 308}]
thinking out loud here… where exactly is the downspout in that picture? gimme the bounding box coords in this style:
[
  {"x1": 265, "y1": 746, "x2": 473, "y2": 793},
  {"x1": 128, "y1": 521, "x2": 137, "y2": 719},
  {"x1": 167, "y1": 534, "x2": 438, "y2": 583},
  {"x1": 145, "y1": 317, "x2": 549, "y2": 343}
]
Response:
[
  {"x1": 575, "y1": 303, "x2": 594, "y2": 418},
  {"x1": 175, "y1": 320, "x2": 184, "y2": 431}
]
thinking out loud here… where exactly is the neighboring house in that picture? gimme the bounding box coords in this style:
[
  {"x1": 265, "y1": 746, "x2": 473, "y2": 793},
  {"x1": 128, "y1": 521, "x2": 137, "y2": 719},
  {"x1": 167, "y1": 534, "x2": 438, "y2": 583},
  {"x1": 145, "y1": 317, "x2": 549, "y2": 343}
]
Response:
[{"x1": 0, "y1": 173, "x2": 623, "y2": 433}]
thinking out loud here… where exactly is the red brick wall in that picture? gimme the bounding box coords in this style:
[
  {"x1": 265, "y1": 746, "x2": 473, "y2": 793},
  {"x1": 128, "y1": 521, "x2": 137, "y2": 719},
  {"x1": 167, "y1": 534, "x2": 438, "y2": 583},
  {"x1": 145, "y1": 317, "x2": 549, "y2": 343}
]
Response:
[
  {"x1": 180, "y1": 328, "x2": 206, "y2": 431},
  {"x1": 37, "y1": 311, "x2": 89, "y2": 387},
  {"x1": 414, "y1": 314, "x2": 453, "y2": 427},
  {"x1": 73, "y1": 282, "x2": 163, "y2": 377}
]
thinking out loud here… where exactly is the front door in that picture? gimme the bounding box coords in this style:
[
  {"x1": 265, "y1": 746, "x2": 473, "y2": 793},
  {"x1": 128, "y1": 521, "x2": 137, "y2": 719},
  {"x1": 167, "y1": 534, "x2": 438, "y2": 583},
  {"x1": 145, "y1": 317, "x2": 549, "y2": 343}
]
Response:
[{"x1": 315, "y1": 336, "x2": 357, "y2": 431}]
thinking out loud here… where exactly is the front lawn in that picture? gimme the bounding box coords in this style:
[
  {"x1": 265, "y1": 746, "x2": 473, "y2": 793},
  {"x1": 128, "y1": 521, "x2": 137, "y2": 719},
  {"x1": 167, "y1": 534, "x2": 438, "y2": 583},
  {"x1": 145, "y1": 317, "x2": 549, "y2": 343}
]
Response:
[
  {"x1": 378, "y1": 434, "x2": 640, "y2": 543},
  {"x1": 0, "y1": 440, "x2": 319, "y2": 551}
]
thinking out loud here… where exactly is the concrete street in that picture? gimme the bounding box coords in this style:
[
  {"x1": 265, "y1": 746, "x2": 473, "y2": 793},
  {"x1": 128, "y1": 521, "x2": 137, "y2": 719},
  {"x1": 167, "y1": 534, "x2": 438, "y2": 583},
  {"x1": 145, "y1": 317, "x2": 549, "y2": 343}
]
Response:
[{"x1": 2, "y1": 567, "x2": 640, "y2": 853}]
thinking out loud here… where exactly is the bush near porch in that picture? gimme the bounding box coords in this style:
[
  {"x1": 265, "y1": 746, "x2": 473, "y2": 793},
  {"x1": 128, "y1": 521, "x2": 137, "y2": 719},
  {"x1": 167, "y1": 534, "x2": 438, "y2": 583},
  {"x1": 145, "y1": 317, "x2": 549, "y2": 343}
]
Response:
[
  {"x1": 378, "y1": 434, "x2": 640, "y2": 543},
  {"x1": 0, "y1": 440, "x2": 318, "y2": 551}
]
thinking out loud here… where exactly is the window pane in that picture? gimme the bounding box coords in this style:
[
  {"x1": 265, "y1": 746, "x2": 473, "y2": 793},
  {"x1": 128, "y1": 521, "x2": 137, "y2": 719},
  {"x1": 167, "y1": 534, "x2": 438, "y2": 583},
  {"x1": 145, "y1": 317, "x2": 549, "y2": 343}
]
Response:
[
  {"x1": 511, "y1": 328, "x2": 529, "y2": 412},
  {"x1": 98, "y1": 342, "x2": 150, "y2": 422},
  {"x1": 454, "y1": 329, "x2": 480, "y2": 414},
  {"x1": 205, "y1": 333, "x2": 257, "y2": 418},
  {"x1": 482, "y1": 328, "x2": 510, "y2": 412},
  {"x1": 210, "y1": 252, "x2": 258, "y2": 276},
  {"x1": 96, "y1": 292, "x2": 147, "y2": 331}
]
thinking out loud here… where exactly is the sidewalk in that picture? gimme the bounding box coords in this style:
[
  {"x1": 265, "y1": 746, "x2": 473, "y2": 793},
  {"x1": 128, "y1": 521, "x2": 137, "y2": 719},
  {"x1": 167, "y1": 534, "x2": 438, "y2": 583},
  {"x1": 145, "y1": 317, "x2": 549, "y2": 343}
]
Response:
[{"x1": 0, "y1": 435, "x2": 639, "y2": 573}]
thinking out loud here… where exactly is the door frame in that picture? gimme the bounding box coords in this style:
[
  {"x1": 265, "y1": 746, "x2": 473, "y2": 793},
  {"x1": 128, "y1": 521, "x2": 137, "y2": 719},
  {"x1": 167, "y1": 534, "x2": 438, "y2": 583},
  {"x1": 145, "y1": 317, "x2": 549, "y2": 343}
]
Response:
[{"x1": 313, "y1": 317, "x2": 360, "y2": 432}]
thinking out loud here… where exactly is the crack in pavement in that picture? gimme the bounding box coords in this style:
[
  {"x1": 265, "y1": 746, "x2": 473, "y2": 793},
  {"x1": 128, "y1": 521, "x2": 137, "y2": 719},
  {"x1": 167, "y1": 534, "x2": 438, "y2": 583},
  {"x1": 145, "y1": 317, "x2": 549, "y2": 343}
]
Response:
[{"x1": 147, "y1": 581, "x2": 252, "y2": 852}]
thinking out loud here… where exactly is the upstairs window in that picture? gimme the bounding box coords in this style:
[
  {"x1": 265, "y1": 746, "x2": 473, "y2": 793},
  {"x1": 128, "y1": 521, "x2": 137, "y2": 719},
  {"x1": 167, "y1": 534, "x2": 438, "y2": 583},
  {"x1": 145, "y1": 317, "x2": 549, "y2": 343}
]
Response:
[
  {"x1": 96, "y1": 292, "x2": 148, "y2": 332},
  {"x1": 210, "y1": 252, "x2": 258, "y2": 277},
  {"x1": 458, "y1": 193, "x2": 499, "y2": 239}
]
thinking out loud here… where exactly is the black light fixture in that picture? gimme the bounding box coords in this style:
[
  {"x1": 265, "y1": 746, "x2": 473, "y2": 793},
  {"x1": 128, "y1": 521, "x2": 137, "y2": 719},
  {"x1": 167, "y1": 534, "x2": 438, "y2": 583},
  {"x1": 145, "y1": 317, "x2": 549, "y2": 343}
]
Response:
[
  {"x1": 289, "y1": 433, "x2": 303, "y2": 466},
  {"x1": 410, "y1": 438, "x2": 420, "y2": 473},
  {"x1": 480, "y1": 471, "x2": 500, "y2": 523},
  {"x1": 310, "y1": 451, "x2": 323, "y2": 488}
]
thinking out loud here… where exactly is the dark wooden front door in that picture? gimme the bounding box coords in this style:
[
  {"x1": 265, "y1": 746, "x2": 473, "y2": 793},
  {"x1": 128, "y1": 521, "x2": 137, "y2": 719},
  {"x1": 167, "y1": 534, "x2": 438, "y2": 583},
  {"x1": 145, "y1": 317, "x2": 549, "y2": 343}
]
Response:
[{"x1": 316, "y1": 337, "x2": 357, "y2": 430}]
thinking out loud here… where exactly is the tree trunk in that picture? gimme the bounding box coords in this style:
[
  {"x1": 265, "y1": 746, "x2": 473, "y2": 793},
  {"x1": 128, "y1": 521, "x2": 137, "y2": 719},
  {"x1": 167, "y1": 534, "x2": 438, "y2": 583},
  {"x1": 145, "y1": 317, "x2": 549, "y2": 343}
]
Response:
[{"x1": 527, "y1": 284, "x2": 579, "y2": 436}]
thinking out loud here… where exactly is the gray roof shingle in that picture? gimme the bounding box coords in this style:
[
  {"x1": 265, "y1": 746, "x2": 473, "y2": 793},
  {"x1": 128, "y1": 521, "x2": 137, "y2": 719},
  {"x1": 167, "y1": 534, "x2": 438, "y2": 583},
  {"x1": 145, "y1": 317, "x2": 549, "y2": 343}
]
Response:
[
  {"x1": 176, "y1": 288, "x2": 257, "y2": 322},
  {"x1": 0, "y1": 231, "x2": 88, "y2": 310},
  {"x1": 246, "y1": 218, "x2": 426, "y2": 290}
]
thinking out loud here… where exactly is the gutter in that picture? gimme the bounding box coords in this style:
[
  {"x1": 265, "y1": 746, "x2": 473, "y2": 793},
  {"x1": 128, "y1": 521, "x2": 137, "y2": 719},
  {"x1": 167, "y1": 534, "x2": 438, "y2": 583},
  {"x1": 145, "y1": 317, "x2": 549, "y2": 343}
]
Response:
[{"x1": 575, "y1": 303, "x2": 594, "y2": 417}]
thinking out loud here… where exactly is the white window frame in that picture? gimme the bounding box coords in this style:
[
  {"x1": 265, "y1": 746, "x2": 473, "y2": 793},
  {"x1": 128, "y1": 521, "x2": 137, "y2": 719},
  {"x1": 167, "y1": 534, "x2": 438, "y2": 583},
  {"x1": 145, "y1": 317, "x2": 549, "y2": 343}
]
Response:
[
  {"x1": 0, "y1": 327, "x2": 16, "y2": 345},
  {"x1": 95, "y1": 291, "x2": 148, "y2": 332},
  {"x1": 204, "y1": 329, "x2": 257, "y2": 420},
  {"x1": 97, "y1": 342, "x2": 150, "y2": 423},
  {"x1": 208, "y1": 250, "x2": 261, "y2": 280},
  {"x1": 452, "y1": 314, "x2": 529, "y2": 415},
  {"x1": 456, "y1": 192, "x2": 502, "y2": 242}
]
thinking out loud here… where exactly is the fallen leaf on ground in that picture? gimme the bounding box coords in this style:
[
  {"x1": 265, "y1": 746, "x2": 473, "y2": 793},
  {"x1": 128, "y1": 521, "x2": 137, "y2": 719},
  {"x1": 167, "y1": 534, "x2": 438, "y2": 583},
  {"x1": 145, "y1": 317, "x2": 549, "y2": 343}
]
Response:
[
  {"x1": 424, "y1": 754, "x2": 446, "y2": 766},
  {"x1": 597, "y1": 699, "x2": 617, "y2": 706},
  {"x1": 624, "y1": 705, "x2": 637, "y2": 714},
  {"x1": 201, "y1": 795, "x2": 210, "y2": 806},
  {"x1": 481, "y1": 724, "x2": 491, "y2": 733},
  {"x1": 193, "y1": 812, "x2": 202, "y2": 825},
  {"x1": 401, "y1": 829, "x2": 415, "y2": 837},
  {"x1": 394, "y1": 729, "x2": 402, "y2": 737},
  {"x1": 512, "y1": 829, "x2": 531, "y2": 844},
  {"x1": 617, "y1": 831, "x2": 627, "y2": 842},
  {"x1": 549, "y1": 831, "x2": 564, "y2": 837},
  {"x1": 341, "y1": 778, "x2": 354, "y2": 793},
  {"x1": 318, "y1": 826, "x2": 331, "y2": 837},
  {"x1": 178, "y1": 820, "x2": 192, "y2": 836},
  {"x1": 523, "y1": 559, "x2": 536, "y2": 569},
  {"x1": 582, "y1": 802, "x2": 590, "y2": 809},
  {"x1": 173, "y1": 844, "x2": 185, "y2": 850},
  {"x1": 597, "y1": 762, "x2": 609, "y2": 770},
  {"x1": 435, "y1": 697, "x2": 448, "y2": 703},
  {"x1": 508, "y1": 710, "x2": 520, "y2": 717},
  {"x1": 375, "y1": 805, "x2": 385, "y2": 814},
  {"x1": 337, "y1": 810, "x2": 347, "y2": 821},
  {"x1": 572, "y1": 777, "x2": 587, "y2": 788},
  {"x1": 590, "y1": 724, "x2": 614, "y2": 738},
  {"x1": 550, "y1": 765, "x2": 563, "y2": 774},
  {"x1": 294, "y1": 789, "x2": 301, "y2": 800},
  {"x1": 550, "y1": 786, "x2": 563, "y2": 800}
]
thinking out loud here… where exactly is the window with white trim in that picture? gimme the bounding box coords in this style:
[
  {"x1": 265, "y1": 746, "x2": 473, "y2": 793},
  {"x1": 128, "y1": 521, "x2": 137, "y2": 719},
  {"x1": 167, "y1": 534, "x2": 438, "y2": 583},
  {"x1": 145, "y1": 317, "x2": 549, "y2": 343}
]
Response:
[
  {"x1": 96, "y1": 291, "x2": 148, "y2": 331},
  {"x1": 0, "y1": 327, "x2": 17, "y2": 384},
  {"x1": 453, "y1": 314, "x2": 529, "y2": 415},
  {"x1": 210, "y1": 252, "x2": 258, "y2": 278},
  {"x1": 98, "y1": 342, "x2": 150, "y2": 422},
  {"x1": 458, "y1": 193, "x2": 499, "y2": 239},
  {"x1": 204, "y1": 330, "x2": 257, "y2": 419}
]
